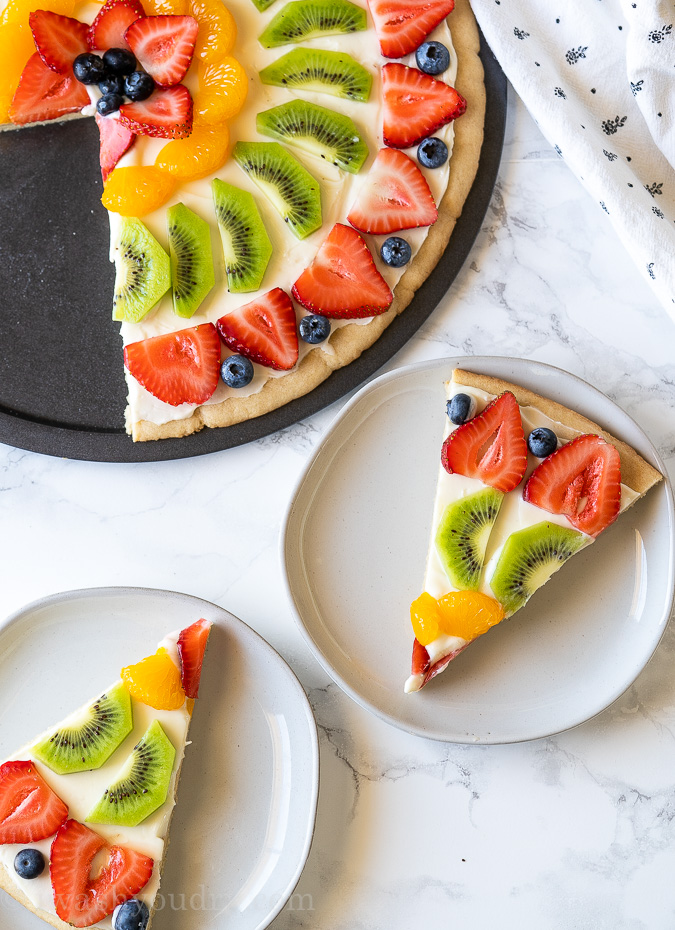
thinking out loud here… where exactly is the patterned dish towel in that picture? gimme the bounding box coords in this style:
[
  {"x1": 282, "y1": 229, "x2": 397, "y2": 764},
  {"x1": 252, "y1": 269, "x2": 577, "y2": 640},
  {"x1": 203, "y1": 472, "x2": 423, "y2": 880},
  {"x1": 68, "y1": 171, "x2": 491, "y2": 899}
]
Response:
[{"x1": 470, "y1": 0, "x2": 675, "y2": 318}]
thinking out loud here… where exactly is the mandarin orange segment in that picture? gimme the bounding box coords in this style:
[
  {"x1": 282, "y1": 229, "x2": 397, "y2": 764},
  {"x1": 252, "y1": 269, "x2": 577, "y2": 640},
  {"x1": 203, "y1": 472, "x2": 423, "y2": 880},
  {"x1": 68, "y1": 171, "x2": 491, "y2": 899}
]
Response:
[
  {"x1": 121, "y1": 647, "x2": 186, "y2": 710},
  {"x1": 190, "y1": 0, "x2": 236, "y2": 63},
  {"x1": 102, "y1": 165, "x2": 177, "y2": 216},
  {"x1": 0, "y1": 22, "x2": 35, "y2": 120},
  {"x1": 155, "y1": 124, "x2": 229, "y2": 180},
  {"x1": 143, "y1": 0, "x2": 189, "y2": 12},
  {"x1": 1, "y1": 0, "x2": 76, "y2": 25},
  {"x1": 193, "y1": 56, "x2": 247, "y2": 126},
  {"x1": 410, "y1": 592, "x2": 442, "y2": 646},
  {"x1": 436, "y1": 590, "x2": 505, "y2": 641}
]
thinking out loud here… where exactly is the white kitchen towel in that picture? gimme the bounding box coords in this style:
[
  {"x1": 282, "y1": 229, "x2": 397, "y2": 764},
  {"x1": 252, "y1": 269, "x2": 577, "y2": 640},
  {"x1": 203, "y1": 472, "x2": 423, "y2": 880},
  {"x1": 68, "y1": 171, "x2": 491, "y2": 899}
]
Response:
[{"x1": 469, "y1": 0, "x2": 675, "y2": 319}]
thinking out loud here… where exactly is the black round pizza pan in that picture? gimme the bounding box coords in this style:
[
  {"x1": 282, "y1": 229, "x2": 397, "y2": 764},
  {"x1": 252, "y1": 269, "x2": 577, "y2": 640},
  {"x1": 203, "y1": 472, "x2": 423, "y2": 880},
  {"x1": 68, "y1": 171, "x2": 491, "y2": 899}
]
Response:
[{"x1": 0, "y1": 34, "x2": 506, "y2": 463}]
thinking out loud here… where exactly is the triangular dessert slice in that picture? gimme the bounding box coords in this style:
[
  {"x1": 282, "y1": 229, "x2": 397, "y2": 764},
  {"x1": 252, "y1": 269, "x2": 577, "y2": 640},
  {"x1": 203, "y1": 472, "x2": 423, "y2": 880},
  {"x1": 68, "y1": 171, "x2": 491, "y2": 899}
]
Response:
[
  {"x1": 405, "y1": 369, "x2": 662, "y2": 692},
  {"x1": 0, "y1": 618, "x2": 212, "y2": 929}
]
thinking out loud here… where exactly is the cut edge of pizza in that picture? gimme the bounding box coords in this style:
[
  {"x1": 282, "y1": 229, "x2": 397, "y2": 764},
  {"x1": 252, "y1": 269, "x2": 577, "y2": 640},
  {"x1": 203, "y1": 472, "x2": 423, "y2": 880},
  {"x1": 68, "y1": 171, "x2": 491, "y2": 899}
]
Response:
[
  {"x1": 0, "y1": 619, "x2": 212, "y2": 930},
  {"x1": 405, "y1": 368, "x2": 663, "y2": 693}
]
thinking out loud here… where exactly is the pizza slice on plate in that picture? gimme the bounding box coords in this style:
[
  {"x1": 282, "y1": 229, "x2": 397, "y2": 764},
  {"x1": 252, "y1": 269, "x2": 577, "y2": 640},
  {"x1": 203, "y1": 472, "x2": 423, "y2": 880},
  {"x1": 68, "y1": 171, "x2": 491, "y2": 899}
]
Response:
[
  {"x1": 0, "y1": 619, "x2": 211, "y2": 929},
  {"x1": 405, "y1": 369, "x2": 663, "y2": 693}
]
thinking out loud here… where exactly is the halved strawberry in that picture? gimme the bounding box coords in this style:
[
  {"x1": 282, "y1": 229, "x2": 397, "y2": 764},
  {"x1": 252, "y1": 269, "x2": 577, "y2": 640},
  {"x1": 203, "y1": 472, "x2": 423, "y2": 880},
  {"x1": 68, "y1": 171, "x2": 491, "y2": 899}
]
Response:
[
  {"x1": 51, "y1": 819, "x2": 153, "y2": 928},
  {"x1": 292, "y1": 223, "x2": 393, "y2": 319},
  {"x1": 118, "y1": 83, "x2": 193, "y2": 138},
  {"x1": 217, "y1": 288, "x2": 299, "y2": 371},
  {"x1": 410, "y1": 638, "x2": 470, "y2": 689},
  {"x1": 177, "y1": 618, "x2": 212, "y2": 699},
  {"x1": 382, "y1": 62, "x2": 466, "y2": 149},
  {"x1": 29, "y1": 10, "x2": 89, "y2": 74},
  {"x1": 0, "y1": 760, "x2": 68, "y2": 844},
  {"x1": 523, "y1": 434, "x2": 621, "y2": 537},
  {"x1": 88, "y1": 0, "x2": 145, "y2": 51},
  {"x1": 347, "y1": 147, "x2": 437, "y2": 235},
  {"x1": 124, "y1": 322, "x2": 221, "y2": 406},
  {"x1": 441, "y1": 391, "x2": 528, "y2": 493},
  {"x1": 96, "y1": 112, "x2": 135, "y2": 183},
  {"x1": 368, "y1": 0, "x2": 455, "y2": 58},
  {"x1": 9, "y1": 52, "x2": 90, "y2": 125},
  {"x1": 125, "y1": 14, "x2": 198, "y2": 86}
]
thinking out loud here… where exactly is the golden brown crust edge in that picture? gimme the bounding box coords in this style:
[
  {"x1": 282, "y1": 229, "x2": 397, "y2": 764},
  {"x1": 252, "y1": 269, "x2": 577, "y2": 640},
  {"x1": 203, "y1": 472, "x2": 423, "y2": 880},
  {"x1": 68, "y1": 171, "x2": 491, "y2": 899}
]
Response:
[
  {"x1": 451, "y1": 368, "x2": 663, "y2": 496},
  {"x1": 129, "y1": 0, "x2": 486, "y2": 441}
]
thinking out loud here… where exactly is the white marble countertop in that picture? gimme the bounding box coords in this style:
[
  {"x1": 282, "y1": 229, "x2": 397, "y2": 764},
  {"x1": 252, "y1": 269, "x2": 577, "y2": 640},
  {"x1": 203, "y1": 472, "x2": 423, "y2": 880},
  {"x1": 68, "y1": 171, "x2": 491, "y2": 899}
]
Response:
[{"x1": 2, "y1": 88, "x2": 675, "y2": 929}]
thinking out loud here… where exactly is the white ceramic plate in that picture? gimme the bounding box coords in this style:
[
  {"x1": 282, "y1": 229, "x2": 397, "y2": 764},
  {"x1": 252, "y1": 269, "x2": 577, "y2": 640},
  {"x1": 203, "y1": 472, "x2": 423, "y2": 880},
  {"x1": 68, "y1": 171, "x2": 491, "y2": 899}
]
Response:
[
  {"x1": 282, "y1": 356, "x2": 674, "y2": 744},
  {"x1": 0, "y1": 587, "x2": 319, "y2": 930}
]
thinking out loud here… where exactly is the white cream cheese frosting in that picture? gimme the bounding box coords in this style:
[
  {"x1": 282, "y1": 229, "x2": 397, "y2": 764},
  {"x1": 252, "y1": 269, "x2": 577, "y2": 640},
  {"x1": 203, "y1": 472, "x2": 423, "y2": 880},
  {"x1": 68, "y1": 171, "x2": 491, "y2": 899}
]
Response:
[
  {"x1": 0, "y1": 630, "x2": 192, "y2": 929},
  {"x1": 404, "y1": 380, "x2": 640, "y2": 693}
]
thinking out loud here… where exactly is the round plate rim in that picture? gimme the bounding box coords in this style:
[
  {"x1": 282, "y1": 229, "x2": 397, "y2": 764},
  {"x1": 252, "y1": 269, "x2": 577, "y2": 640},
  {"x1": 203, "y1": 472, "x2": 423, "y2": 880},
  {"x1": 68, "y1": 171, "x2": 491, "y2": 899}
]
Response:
[
  {"x1": 281, "y1": 354, "x2": 675, "y2": 744},
  {"x1": 0, "y1": 585, "x2": 320, "y2": 930}
]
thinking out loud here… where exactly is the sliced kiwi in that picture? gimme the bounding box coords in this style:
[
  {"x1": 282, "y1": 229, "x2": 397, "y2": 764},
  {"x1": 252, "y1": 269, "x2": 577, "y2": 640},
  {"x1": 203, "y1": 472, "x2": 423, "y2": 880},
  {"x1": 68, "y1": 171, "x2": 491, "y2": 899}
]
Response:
[
  {"x1": 167, "y1": 203, "x2": 215, "y2": 318},
  {"x1": 250, "y1": 0, "x2": 277, "y2": 10},
  {"x1": 233, "y1": 141, "x2": 322, "y2": 240},
  {"x1": 32, "y1": 681, "x2": 133, "y2": 775},
  {"x1": 435, "y1": 488, "x2": 504, "y2": 591},
  {"x1": 112, "y1": 217, "x2": 171, "y2": 323},
  {"x1": 259, "y1": 0, "x2": 367, "y2": 48},
  {"x1": 257, "y1": 100, "x2": 368, "y2": 174},
  {"x1": 86, "y1": 720, "x2": 176, "y2": 827},
  {"x1": 259, "y1": 47, "x2": 372, "y2": 102},
  {"x1": 490, "y1": 521, "x2": 586, "y2": 615},
  {"x1": 211, "y1": 179, "x2": 273, "y2": 292}
]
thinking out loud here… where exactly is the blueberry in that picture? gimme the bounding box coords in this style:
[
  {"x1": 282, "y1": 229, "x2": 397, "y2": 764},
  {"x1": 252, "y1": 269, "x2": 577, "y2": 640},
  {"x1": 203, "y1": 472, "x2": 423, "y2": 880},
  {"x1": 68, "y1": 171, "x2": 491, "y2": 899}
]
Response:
[
  {"x1": 221, "y1": 355, "x2": 254, "y2": 388},
  {"x1": 124, "y1": 70, "x2": 155, "y2": 102},
  {"x1": 112, "y1": 899, "x2": 150, "y2": 930},
  {"x1": 417, "y1": 137, "x2": 448, "y2": 169},
  {"x1": 98, "y1": 75, "x2": 124, "y2": 97},
  {"x1": 380, "y1": 236, "x2": 411, "y2": 268},
  {"x1": 14, "y1": 849, "x2": 45, "y2": 880},
  {"x1": 103, "y1": 47, "x2": 137, "y2": 76},
  {"x1": 73, "y1": 52, "x2": 108, "y2": 85},
  {"x1": 299, "y1": 314, "x2": 331, "y2": 344},
  {"x1": 446, "y1": 392, "x2": 476, "y2": 425},
  {"x1": 415, "y1": 41, "x2": 450, "y2": 75},
  {"x1": 527, "y1": 427, "x2": 558, "y2": 458},
  {"x1": 96, "y1": 93, "x2": 124, "y2": 116}
]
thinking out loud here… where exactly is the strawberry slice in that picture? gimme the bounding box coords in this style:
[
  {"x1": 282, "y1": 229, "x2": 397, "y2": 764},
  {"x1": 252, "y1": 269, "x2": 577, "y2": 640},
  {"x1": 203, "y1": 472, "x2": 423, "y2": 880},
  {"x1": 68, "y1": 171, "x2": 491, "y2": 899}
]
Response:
[
  {"x1": 441, "y1": 391, "x2": 528, "y2": 493},
  {"x1": 88, "y1": 0, "x2": 145, "y2": 51},
  {"x1": 347, "y1": 147, "x2": 437, "y2": 235},
  {"x1": 124, "y1": 322, "x2": 221, "y2": 406},
  {"x1": 410, "y1": 638, "x2": 470, "y2": 689},
  {"x1": 382, "y1": 62, "x2": 466, "y2": 149},
  {"x1": 0, "y1": 760, "x2": 68, "y2": 844},
  {"x1": 292, "y1": 223, "x2": 393, "y2": 319},
  {"x1": 177, "y1": 618, "x2": 212, "y2": 699},
  {"x1": 125, "y1": 14, "x2": 198, "y2": 86},
  {"x1": 29, "y1": 10, "x2": 89, "y2": 74},
  {"x1": 216, "y1": 288, "x2": 299, "y2": 371},
  {"x1": 523, "y1": 434, "x2": 622, "y2": 537},
  {"x1": 368, "y1": 0, "x2": 455, "y2": 58},
  {"x1": 9, "y1": 52, "x2": 90, "y2": 125},
  {"x1": 96, "y1": 112, "x2": 135, "y2": 183},
  {"x1": 51, "y1": 819, "x2": 153, "y2": 928},
  {"x1": 118, "y1": 83, "x2": 193, "y2": 138}
]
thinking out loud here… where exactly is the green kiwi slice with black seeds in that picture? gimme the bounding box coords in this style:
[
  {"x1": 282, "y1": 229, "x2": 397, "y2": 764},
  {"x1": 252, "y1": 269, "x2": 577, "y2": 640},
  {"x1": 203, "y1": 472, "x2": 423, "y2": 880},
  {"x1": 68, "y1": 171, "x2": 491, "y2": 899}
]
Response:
[
  {"x1": 259, "y1": 48, "x2": 372, "y2": 102},
  {"x1": 490, "y1": 521, "x2": 587, "y2": 615},
  {"x1": 112, "y1": 217, "x2": 171, "y2": 323},
  {"x1": 167, "y1": 203, "x2": 215, "y2": 318},
  {"x1": 86, "y1": 719, "x2": 176, "y2": 827},
  {"x1": 257, "y1": 100, "x2": 369, "y2": 174},
  {"x1": 32, "y1": 681, "x2": 133, "y2": 775},
  {"x1": 233, "y1": 141, "x2": 322, "y2": 240},
  {"x1": 435, "y1": 487, "x2": 504, "y2": 590},
  {"x1": 212, "y1": 179, "x2": 273, "y2": 293},
  {"x1": 259, "y1": 0, "x2": 367, "y2": 48}
]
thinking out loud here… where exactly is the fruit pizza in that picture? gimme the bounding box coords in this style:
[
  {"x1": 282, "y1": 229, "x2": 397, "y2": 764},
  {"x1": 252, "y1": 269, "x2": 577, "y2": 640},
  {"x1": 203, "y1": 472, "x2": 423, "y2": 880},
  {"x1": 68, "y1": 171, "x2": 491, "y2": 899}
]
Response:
[
  {"x1": 0, "y1": 619, "x2": 211, "y2": 929},
  {"x1": 0, "y1": 0, "x2": 485, "y2": 441},
  {"x1": 406, "y1": 370, "x2": 663, "y2": 693}
]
